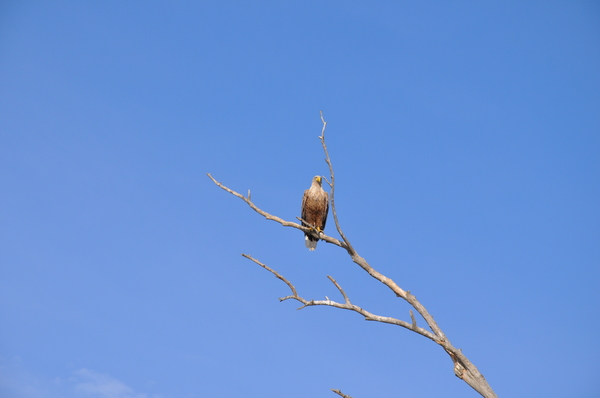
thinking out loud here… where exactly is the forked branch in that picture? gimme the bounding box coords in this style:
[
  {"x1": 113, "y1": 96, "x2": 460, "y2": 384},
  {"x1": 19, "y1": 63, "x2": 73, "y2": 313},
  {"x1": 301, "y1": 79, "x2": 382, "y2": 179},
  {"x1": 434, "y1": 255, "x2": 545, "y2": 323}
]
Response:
[
  {"x1": 242, "y1": 254, "x2": 436, "y2": 340},
  {"x1": 208, "y1": 114, "x2": 497, "y2": 398}
]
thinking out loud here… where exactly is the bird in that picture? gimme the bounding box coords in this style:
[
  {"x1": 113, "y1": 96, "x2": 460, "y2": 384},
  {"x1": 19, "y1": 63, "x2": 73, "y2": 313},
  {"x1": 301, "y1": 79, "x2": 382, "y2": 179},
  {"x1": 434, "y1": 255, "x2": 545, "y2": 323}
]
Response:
[{"x1": 301, "y1": 175, "x2": 329, "y2": 250}]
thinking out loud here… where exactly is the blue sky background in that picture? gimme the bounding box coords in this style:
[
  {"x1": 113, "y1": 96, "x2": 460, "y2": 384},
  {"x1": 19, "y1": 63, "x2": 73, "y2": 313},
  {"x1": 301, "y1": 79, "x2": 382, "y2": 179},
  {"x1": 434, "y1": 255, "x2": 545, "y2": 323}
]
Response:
[{"x1": 1, "y1": 2, "x2": 599, "y2": 397}]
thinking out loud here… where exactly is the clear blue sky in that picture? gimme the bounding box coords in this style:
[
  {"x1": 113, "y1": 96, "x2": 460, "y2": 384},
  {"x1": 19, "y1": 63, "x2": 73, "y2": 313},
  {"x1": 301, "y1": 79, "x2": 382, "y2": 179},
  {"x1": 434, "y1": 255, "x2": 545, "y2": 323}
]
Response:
[{"x1": 1, "y1": 2, "x2": 599, "y2": 397}]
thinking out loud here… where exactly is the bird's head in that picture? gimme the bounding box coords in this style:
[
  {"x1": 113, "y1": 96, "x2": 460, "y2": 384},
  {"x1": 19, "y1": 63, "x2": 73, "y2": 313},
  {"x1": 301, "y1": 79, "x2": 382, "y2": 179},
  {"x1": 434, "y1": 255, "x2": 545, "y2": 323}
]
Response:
[{"x1": 313, "y1": 175, "x2": 323, "y2": 186}]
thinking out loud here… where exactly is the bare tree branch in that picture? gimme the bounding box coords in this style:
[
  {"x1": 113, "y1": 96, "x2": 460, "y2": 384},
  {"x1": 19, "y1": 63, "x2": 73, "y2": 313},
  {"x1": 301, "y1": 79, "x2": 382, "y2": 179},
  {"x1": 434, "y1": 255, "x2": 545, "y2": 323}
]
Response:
[
  {"x1": 318, "y1": 111, "x2": 352, "y2": 253},
  {"x1": 241, "y1": 254, "x2": 436, "y2": 340},
  {"x1": 207, "y1": 173, "x2": 346, "y2": 249},
  {"x1": 410, "y1": 310, "x2": 417, "y2": 329},
  {"x1": 331, "y1": 389, "x2": 353, "y2": 398},
  {"x1": 241, "y1": 254, "x2": 298, "y2": 297},
  {"x1": 327, "y1": 275, "x2": 350, "y2": 305},
  {"x1": 209, "y1": 113, "x2": 498, "y2": 398}
]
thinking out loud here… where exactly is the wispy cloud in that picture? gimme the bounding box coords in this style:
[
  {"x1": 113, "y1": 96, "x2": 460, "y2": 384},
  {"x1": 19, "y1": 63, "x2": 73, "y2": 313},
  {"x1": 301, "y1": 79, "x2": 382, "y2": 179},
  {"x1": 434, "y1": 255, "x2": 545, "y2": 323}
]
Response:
[
  {"x1": 0, "y1": 357, "x2": 161, "y2": 398},
  {"x1": 72, "y1": 369, "x2": 149, "y2": 398},
  {"x1": 0, "y1": 356, "x2": 48, "y2": 398}
]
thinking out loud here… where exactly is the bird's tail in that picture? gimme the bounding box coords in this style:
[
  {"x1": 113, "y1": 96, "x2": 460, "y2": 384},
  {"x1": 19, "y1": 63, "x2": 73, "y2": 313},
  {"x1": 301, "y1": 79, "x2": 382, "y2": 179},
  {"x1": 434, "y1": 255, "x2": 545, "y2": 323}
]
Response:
[{"x1": 305, "y1": 235, "x2": 317, "y2": 251}]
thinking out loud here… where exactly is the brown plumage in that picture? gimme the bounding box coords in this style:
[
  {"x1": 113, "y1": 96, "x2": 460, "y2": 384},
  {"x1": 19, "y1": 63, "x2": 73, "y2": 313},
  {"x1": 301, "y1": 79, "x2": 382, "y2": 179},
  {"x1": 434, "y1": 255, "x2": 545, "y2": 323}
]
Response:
[{"x1": 301, "y1": 175, "x2": 329, "y2": 250}]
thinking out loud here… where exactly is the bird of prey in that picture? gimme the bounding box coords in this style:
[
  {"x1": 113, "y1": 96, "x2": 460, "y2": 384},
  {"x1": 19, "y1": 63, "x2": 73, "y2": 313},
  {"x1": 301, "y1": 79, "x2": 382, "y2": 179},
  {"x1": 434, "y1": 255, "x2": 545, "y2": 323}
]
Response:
[{"x1": 301, "y1": 175, "x2": 329, "y2": 250}]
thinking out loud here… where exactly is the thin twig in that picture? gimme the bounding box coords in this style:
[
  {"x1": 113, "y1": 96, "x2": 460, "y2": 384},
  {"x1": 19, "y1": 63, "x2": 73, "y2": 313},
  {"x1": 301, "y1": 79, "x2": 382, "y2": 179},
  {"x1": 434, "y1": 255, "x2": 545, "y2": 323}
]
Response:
[
  {"x1": 327, "y1": 275, "x2": 350, "y2": 304},
  {"x1": 331, "y1": 389, "x2": 353, "y2": 398},
  {"x1": 241, "y1": 254, "x2": 297, "y2": 297},
  {"x1": 410, "y1": 310, "x2": 417, "y2": 329}
]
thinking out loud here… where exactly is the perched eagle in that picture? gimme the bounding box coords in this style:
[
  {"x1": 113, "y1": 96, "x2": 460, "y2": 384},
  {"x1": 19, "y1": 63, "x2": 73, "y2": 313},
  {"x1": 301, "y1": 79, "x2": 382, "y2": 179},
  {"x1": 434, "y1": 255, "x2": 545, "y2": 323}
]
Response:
[{"x1": 301, "y1": 175, "x2": 329, "y2": 251}]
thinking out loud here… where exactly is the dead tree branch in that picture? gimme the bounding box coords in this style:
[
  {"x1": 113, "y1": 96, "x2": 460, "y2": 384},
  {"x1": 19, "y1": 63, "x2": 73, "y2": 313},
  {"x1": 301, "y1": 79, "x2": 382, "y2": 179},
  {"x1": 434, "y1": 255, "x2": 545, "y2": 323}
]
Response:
[
  {"x1": 207, "y1": 173, "x2": 346, "y2": 249},
  {"x1": 331, "y1": 389, "x2": 353, "y2": 398},
  {"x1": 241, "y1": 254, "x2": 436, "y2": 340},
  {"x1": 319, "y1": 111, "x2": 352, "y2": 253},
  {"x1": 208, "y1": 114, "x2": 497, "y2": 398}
]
